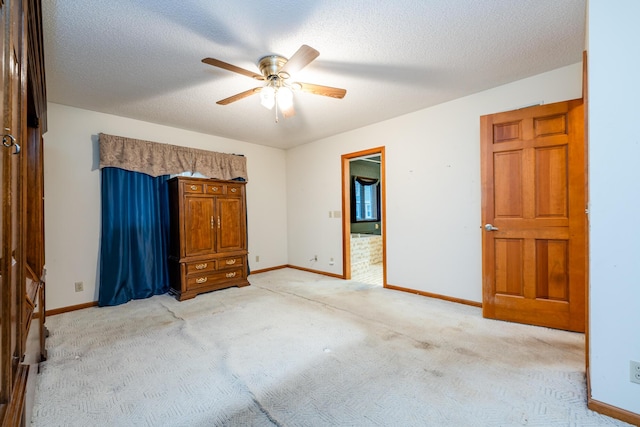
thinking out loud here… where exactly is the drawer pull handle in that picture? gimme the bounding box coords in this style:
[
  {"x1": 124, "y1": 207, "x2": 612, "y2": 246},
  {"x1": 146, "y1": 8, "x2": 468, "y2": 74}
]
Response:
[
  {"x1": 212, "y1": 186, "x2": 218, "y2": 192},
  {"x1": 225, "y1": 272, "x2": 236, "y2": 278},
  {"x1": 195, "y1": 277, "x2": 208, "y2": 284},
  {"x1": 225, "y1": 259, "x2": 236, "y2": 265},
  {"x1": 195, "y1": 263, "x2": 208, "y2": 270},
  {"x1": 231, "y1": 188, "x2": 237, "y2": 193},
  {"x1": 190, "y1": 185, "x2": 197, "y2": 190},
  {"x1": 2, "y1": 133, "x2": 20, "y2": 155}
]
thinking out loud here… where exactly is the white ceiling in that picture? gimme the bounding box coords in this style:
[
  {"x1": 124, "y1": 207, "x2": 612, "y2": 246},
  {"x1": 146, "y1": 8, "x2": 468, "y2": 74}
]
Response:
[{"x1": 43, "y1": 0, "x2": 586, "y2": 150}]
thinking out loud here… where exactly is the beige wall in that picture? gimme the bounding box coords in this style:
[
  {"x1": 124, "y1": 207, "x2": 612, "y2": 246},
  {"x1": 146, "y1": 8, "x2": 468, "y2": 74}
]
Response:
[{"x1": 588, "y1": 0, "x2": 640, "y2": 416}]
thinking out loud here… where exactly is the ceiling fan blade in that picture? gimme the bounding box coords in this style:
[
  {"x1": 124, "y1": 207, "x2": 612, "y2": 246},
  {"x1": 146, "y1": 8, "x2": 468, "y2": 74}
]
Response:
[
  {"x1": 280, "y1": 45, "x2": 319, "y2": 76},
  {"x1": 216, "y1": 88, "x2": 261, "y2": 105},
  {"x1": 296, "y1": 82, "x2": 347, "y2": 99},
  {"x1": 202, "y1": 58, "x2": 264, "y2": 80}
]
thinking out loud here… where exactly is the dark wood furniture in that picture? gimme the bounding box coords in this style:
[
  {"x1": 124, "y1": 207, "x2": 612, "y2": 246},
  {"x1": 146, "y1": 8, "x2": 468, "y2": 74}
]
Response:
[
  {"x1": 1, "y1": 0, "x2": 48, "y2": 425},
  {"x1": 168, "y1": 177, "x2": 250, "y2": 300}
]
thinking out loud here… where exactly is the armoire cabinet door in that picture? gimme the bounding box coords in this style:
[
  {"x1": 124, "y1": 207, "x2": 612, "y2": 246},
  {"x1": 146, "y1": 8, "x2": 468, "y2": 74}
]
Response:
[
  {"x1": 184, "y1": 196, "x2": 215, "y2": 256},
  {"x1": 1, "y1": 0, "x2": 24, "y2": 406},
  {"x1": 216, "y1": 197, "x2": 245, "y2": 253}
]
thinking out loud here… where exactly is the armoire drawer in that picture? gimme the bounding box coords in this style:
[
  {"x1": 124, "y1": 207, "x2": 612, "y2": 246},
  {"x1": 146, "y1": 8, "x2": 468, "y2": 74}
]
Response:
[
  {"x1": 186, "y1": 268, "x2": 245, "y2": 289},
  {"x1": 205, "y1": 184, "x2": 223, "y2": 195},
  {"x1": 182, "y1": 182, "x2": 204, "y2": 194},
  {"x1": 184, "y1": 260, "x2": 215, "y2": 275},
  {"x1": 218, "y1": 256, "x2": 244, "y2": 269},
  {"x1": 225, "y1": 184, "x2": 243, "y2": 197}
]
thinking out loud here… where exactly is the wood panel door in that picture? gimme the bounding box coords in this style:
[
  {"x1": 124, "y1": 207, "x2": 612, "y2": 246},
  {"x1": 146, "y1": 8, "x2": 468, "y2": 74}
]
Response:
[
  {"x1": 1, "y1": 0, "x2": 25, "y2": 409},
  {"x1": 480, "y1": 99, "x2": 586, "y2": 332},
  {"x1": 184, "y1": 196, "x2": 215, "y2": 257},
  {"x1": 0, "y1": 0, "x2": 10, "y2": 406},
  {"x1": 216, "y1": 196, "x2": 245, "y2": 253}
]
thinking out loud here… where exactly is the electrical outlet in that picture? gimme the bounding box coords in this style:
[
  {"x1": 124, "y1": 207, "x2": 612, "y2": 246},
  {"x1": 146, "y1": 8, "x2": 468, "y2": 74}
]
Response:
[
  {"x1": 631, "y1": 361, "x2": 640, "y2": 384},
  {"x1": 74, "y1": 281, "x2": 84, "y2": 292}
]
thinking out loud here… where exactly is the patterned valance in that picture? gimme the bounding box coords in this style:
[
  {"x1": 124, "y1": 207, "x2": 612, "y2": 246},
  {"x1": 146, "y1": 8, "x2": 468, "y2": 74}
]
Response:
[{"x1": 99, "y1": 133, "x2": 248, "y2": 181}]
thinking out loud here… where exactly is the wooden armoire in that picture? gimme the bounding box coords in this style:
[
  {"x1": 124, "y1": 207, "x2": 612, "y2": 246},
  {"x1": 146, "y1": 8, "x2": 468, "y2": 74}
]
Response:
[
  {"x1": 1, "y1": 0, "x2": 48, "y2": 425},
  {"x1": 168, "y1": 177, "x2": 250, "y2": 301}
]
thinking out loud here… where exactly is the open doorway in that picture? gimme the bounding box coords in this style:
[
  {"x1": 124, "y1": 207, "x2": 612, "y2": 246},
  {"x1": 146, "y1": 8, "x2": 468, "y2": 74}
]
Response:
[{"x1": 341, "y1": 147, "x2": 386, "y2": 286}]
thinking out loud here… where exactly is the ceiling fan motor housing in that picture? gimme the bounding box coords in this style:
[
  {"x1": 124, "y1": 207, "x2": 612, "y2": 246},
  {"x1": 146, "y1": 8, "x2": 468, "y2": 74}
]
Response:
[{"x1": 259, "y1": 55, "x2": 289, "y2": 79}]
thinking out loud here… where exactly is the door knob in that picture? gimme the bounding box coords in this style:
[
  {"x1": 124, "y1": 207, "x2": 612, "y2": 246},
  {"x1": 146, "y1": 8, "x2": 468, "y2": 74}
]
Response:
[{"x1": 484, "y1": 223, "x2": 499, "y2": 231}]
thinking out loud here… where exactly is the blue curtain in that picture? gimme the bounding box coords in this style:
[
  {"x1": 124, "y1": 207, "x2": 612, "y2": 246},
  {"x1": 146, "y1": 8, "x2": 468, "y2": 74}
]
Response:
[{"x1": 99, "y1": 167, "x2": 170, "y2": 306}]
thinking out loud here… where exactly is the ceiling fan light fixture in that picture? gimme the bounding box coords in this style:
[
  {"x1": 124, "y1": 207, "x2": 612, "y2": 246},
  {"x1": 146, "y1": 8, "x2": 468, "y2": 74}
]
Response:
[
  {"x1": 276, "y1": 86, "x2": 294, "y2": 110},
  {"x1": 260, "y1": 85, "x2": 275, "y2": 110}
]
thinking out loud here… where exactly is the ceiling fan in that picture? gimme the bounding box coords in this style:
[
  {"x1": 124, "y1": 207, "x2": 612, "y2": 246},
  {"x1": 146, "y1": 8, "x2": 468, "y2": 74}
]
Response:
[{"x1": 202, "y1": 45, "x2": 347, "y2": 122}]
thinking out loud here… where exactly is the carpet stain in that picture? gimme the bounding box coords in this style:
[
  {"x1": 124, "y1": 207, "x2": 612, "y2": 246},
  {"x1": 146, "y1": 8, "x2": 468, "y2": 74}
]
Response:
[
  {"x1": 454, "y1": 347, "x2": 479, "y2": 357},
  {"x1": 381, "y1": 332, "x2": 400, "y2": 341},
  {"x1": 414, "y1": 340, "x2": 436, "y2": 350},
  {"x1": 425, "y1": 368, "x2": 445, "y2": 377}
]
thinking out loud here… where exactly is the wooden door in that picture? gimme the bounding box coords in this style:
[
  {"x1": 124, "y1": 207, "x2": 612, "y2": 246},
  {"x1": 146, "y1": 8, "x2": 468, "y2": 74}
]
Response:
[
  {"x1": 480, "y1": 99, "x2": 586, "y2": 332},
  {"x1": 1, "y1": 0, "x2": 26, "y2": 411},
  {"x1": 0, "y1": 0, "x2": 9, "y2": 406},
  {"x1": 216, "y1": 195, "x2": 245, "y2": 253},
  {"x1": 183, "y1": 196, "x2": 215, "y2": 257}
]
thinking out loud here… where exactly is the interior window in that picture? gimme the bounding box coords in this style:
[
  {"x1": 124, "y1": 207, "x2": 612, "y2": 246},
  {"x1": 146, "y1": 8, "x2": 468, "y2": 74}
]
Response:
[{"x1": 352, "y1": 176, "x2": 380, "y2": 222}]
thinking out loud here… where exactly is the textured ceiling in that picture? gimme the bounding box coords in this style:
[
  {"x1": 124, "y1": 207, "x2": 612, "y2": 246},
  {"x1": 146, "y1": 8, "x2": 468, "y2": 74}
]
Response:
[{"x1": 43, "y1": 0, "x2": 586, "y2": 149}]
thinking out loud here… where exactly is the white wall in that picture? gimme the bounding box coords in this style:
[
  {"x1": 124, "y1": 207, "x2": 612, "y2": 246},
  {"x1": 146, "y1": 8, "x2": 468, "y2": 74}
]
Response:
[
  {"x1": 287, "y1": 63, "x2": 582, "y2": 302},
  {"x1": 44, "y1": 103, "x2": 288, "y2": 310},
  {"x1": 588, "y1": 0, "x2": 640, "y2": 415}
]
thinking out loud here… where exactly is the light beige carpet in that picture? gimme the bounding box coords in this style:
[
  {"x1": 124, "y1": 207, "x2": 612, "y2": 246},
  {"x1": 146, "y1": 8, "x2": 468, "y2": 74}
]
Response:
[{"x1": 31, "y1": 268, "x2": 630, "y2": 426}]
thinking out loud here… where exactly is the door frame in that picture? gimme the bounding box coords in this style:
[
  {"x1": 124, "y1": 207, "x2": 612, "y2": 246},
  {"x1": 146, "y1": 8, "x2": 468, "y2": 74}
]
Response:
[{"x1": 341, "y1": 147, "x2": 386, "y2": 285}]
